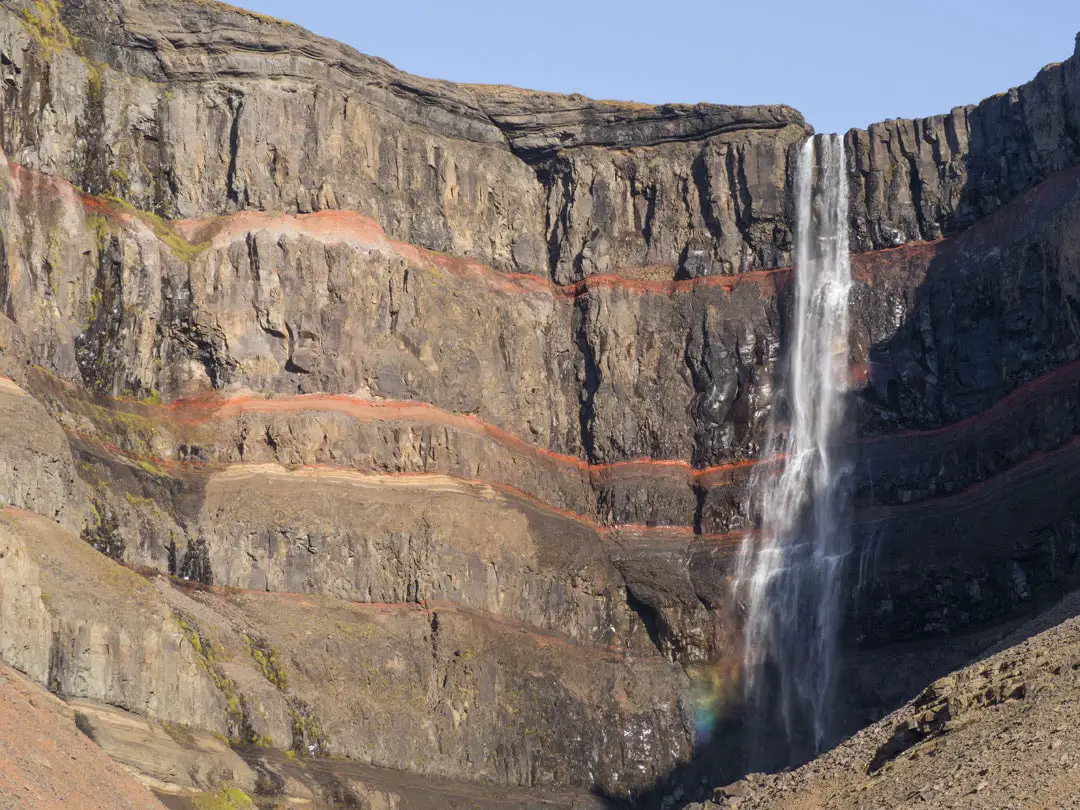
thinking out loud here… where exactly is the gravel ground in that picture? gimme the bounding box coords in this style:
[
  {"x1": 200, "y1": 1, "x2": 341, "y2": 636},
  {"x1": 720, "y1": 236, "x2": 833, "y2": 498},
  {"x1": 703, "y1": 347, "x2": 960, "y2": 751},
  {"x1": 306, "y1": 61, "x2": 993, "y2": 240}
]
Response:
[
  {"x1": 0, "y1": 663, "x2": 166, "y2": 810},
  {"x1": 692, "y1": 591, "x2": 1080, "y2": 810}
]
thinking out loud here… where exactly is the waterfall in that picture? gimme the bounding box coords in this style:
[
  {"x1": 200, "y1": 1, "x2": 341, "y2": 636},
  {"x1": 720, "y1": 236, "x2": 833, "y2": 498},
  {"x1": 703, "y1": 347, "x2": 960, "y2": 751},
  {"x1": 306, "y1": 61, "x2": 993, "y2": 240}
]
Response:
[{"x1": 736, "y1": 134, "x2": 853, "y2": 764}]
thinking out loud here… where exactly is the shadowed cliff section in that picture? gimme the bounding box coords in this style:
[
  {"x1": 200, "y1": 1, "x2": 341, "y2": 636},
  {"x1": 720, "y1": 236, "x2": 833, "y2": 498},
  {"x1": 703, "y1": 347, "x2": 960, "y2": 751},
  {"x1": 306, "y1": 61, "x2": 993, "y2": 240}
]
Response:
[
  {"x1": 849, "y1": 159, "x2": 1080, "y2": 649},
  {"x1": 846, "y1": 33, "x2": 1080, "y2": 253}
]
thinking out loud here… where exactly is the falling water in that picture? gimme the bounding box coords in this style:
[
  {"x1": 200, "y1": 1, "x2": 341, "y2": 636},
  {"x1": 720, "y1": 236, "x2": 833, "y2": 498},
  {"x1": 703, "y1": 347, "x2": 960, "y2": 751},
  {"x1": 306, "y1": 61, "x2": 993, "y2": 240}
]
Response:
[{"x1": 736, "y1": 134, "x2": 853, "y2": 764}]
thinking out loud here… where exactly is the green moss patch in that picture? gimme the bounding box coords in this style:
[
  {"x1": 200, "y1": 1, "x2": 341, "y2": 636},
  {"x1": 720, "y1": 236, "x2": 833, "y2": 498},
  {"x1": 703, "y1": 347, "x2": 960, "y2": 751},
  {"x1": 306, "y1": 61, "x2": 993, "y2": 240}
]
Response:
[
  {"x1": 245, "y1": 634, "x2": 289, "y2": 690},
  {"x1": 174, "y1": 613, "x2": 252, "y2": 742},
  {"x1": 191, "y1": 788, "x2": 256, "y2": 810},
  {"x1": 288, "y1": 696, "x2": 329, "y2": 757},
  {"x1": 19, "y1": 0, "x2": 76, "y2": 57},
  {"x1": 103, "y1": 195, "x2": 211, "y2": 264},
  {"x1": 80, "y1": 498, "x2": 125, "y2": 562}
]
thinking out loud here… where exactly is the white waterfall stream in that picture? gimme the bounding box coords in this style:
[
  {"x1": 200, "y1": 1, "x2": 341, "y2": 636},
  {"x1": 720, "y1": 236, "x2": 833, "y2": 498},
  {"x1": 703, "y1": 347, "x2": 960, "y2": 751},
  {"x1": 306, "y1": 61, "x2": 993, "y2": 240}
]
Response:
[{"x1": 736, "y1": 134, "x2": 854, "y2": 761}]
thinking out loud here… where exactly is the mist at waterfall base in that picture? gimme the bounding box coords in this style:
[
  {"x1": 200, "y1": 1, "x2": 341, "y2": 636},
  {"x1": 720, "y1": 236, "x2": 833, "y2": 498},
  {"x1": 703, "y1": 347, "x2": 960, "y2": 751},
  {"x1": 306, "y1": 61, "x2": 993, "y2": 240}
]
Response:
[{"x1": 723, "y1": 135, "x2": 856, "y2": 770}]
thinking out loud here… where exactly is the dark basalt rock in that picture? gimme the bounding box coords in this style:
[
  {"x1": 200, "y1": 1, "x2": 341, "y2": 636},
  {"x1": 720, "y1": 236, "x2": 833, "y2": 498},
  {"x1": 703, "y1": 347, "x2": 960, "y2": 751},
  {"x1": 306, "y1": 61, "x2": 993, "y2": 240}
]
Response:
[{"x1": 847, "y1": 34, "x2": 1080, "y2": 253}]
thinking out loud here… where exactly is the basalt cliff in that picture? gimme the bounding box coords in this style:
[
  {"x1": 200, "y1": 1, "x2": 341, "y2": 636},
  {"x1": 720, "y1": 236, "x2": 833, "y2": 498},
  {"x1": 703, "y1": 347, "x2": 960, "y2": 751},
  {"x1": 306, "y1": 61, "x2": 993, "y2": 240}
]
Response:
[{"x1": 0, "y1": 1, "x2": 1079, "y2": 807}]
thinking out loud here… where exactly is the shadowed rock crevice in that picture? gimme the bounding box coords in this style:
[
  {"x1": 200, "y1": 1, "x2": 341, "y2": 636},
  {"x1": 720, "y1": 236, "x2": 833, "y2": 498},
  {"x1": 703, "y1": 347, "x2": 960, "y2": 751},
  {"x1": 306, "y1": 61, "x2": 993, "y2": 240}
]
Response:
[
  {"x1": 573, "y1": 296, "x2": 602, "y2": 463},
  {"x1": 74, "y1": 230, "x2": 125, "y2": 396}
]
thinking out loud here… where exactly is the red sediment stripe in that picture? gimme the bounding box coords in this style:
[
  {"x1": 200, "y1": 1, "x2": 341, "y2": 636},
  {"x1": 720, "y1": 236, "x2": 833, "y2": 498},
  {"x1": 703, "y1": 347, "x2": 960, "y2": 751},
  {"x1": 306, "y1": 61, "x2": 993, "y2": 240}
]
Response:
[
  {"x1": 167, "y1": 579, "x2": 663, "y2": 661},
  {"x1": 173, "y1": 208, "x2": 950, "y2": 300},
  {"x1": 696, "y1": 529, "x2": 758, "y2": 550},
  {"x1": 164, "y1": 391, "x2": 779, "y2": 483},
  {"x1": 856, "y1": 431, "x2": 1080, "y2": 527},
  {"x1": 858, "y1": 356, "x2": 1080, "y2": 445},
  {"x1": 45, "y1": 380, "x2": 775, "y2": 486},
  {"x1": 1, "y1": 153, "x2": 911, "y2": 306},
  {"x1": 175, "y1": 206, "x2": 786, "y2": 299},
  {"x1": 850, "y1": 238, "x2": 942, "y2": 285},
  {"x1": 82, "y1": 414, "x2": 1080, "y2": 551},
  {"x1": 219, "y1": 461, "x2": 744, "y2": 543},
  {"x1": 45, "y1": 383, "x2": 1080, "y2": 550},
  {"x1": 16, "y1": 345, "x2": 1080, "y2": 498},
  {"x1": 14, "y1": 369, "x2": 774, "y2": 494},
  {"x1": 66, "y1": 428, "x2": 743, "y2": 543},
  {"x1": 9, "y1": 150, "x2": 1080, "y2": 312},
  {"x1": 695, "y1": 457, "x2": 773, "y2": 488}
]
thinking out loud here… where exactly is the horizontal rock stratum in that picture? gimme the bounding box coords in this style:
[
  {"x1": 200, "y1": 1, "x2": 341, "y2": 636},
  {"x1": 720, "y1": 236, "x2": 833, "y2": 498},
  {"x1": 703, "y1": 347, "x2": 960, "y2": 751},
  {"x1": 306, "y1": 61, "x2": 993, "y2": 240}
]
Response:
[{"x1": 0, "y1": 0, "x2": 1079, "y2": 805}]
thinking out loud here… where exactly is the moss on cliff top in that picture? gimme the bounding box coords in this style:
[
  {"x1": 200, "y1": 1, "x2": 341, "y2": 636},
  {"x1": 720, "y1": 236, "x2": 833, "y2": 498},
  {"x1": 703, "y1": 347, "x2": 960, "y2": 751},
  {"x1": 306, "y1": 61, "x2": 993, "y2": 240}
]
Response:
[{"x1": 101, "y1": 195, "x2": 211, "y2": 264}]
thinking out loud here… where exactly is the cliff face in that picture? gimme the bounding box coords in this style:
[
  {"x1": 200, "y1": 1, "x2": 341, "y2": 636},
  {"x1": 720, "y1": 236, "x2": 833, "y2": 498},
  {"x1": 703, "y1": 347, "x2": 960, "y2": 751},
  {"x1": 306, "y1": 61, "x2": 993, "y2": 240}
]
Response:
[
  {"x1": 1, "y1": 0, "x2": 1080, "y2": 803},
  {"x1": 2, "y1": 0, "x2": 808, "y2": 283},
  {"x1": 848, "y1": 49, "x2": 1080, "y2": 252}
]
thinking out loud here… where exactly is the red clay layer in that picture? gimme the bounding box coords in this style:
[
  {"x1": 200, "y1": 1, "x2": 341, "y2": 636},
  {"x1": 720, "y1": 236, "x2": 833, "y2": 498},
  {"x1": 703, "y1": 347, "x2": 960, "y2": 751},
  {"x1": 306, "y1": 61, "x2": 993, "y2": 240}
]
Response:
[
  {"x1": 6, "y1": 153, "x2": 942, "y2": 305},
  {"x1": 90, "y1": 347, "x2": 1080, "y2": 479},
  {"x1": 9, "y1": 150, "x2": 1079, "y2": 309},
  {"x1": 179, "y1": 208, "x2": 789, "y2": 300},
  {"x1": 859, "y1": 355, "x2": 1080, "y2": 445},
  {"x1": 73, "y1": 396, "x2": 1080, "y2": 555},
  {"x1": 855, "y1": 429, "x2": 1080, "y2": 528},
  {"x1": 31, "y1": 371, "x2": 768, "y2": 487},
  {"x1": 68, "y1": 426, "x2": 746, "y2": 546},
  {"x1": 20, "y1": 343, "x2": 1080, "y2": 496},
  {"x1": 60, "y1": 379, "x2": 1080, "y2": 555},
  {"x1": 174, "y1": 207, "x2": 948, "y2": 300}
]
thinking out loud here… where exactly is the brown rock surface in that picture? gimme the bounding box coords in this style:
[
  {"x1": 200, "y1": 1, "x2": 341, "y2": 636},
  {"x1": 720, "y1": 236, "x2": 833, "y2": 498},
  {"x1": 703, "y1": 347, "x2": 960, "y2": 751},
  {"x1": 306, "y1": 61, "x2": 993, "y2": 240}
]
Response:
[
  {"x1": 0, "y1": 0, "x2": 809, "y2": 281},
  {"x1": 0, "y1": 662, "x2": 167, "y2": 809}
]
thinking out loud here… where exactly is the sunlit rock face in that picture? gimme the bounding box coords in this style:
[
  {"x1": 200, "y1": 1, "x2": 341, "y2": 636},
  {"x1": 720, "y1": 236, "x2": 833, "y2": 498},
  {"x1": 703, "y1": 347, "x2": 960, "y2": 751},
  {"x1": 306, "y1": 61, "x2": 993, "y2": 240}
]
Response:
[{"x1": 0, "y1": 0, "x2": 1079, "y2": 802}]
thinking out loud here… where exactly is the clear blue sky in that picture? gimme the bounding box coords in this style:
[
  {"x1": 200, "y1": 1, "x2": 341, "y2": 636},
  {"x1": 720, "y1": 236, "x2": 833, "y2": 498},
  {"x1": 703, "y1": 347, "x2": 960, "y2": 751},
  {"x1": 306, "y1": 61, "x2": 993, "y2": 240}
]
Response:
[{"x1": 234, "y1": 0, "x2": 1077, "y2": 135}]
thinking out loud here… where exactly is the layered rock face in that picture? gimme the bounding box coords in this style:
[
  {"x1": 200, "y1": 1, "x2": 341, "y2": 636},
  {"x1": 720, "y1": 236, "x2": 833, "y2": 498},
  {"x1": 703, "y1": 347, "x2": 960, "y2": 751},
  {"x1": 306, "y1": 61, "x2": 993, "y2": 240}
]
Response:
[{"x1": 0, "y1": 0, "x2": 1079, "y2": 803}]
